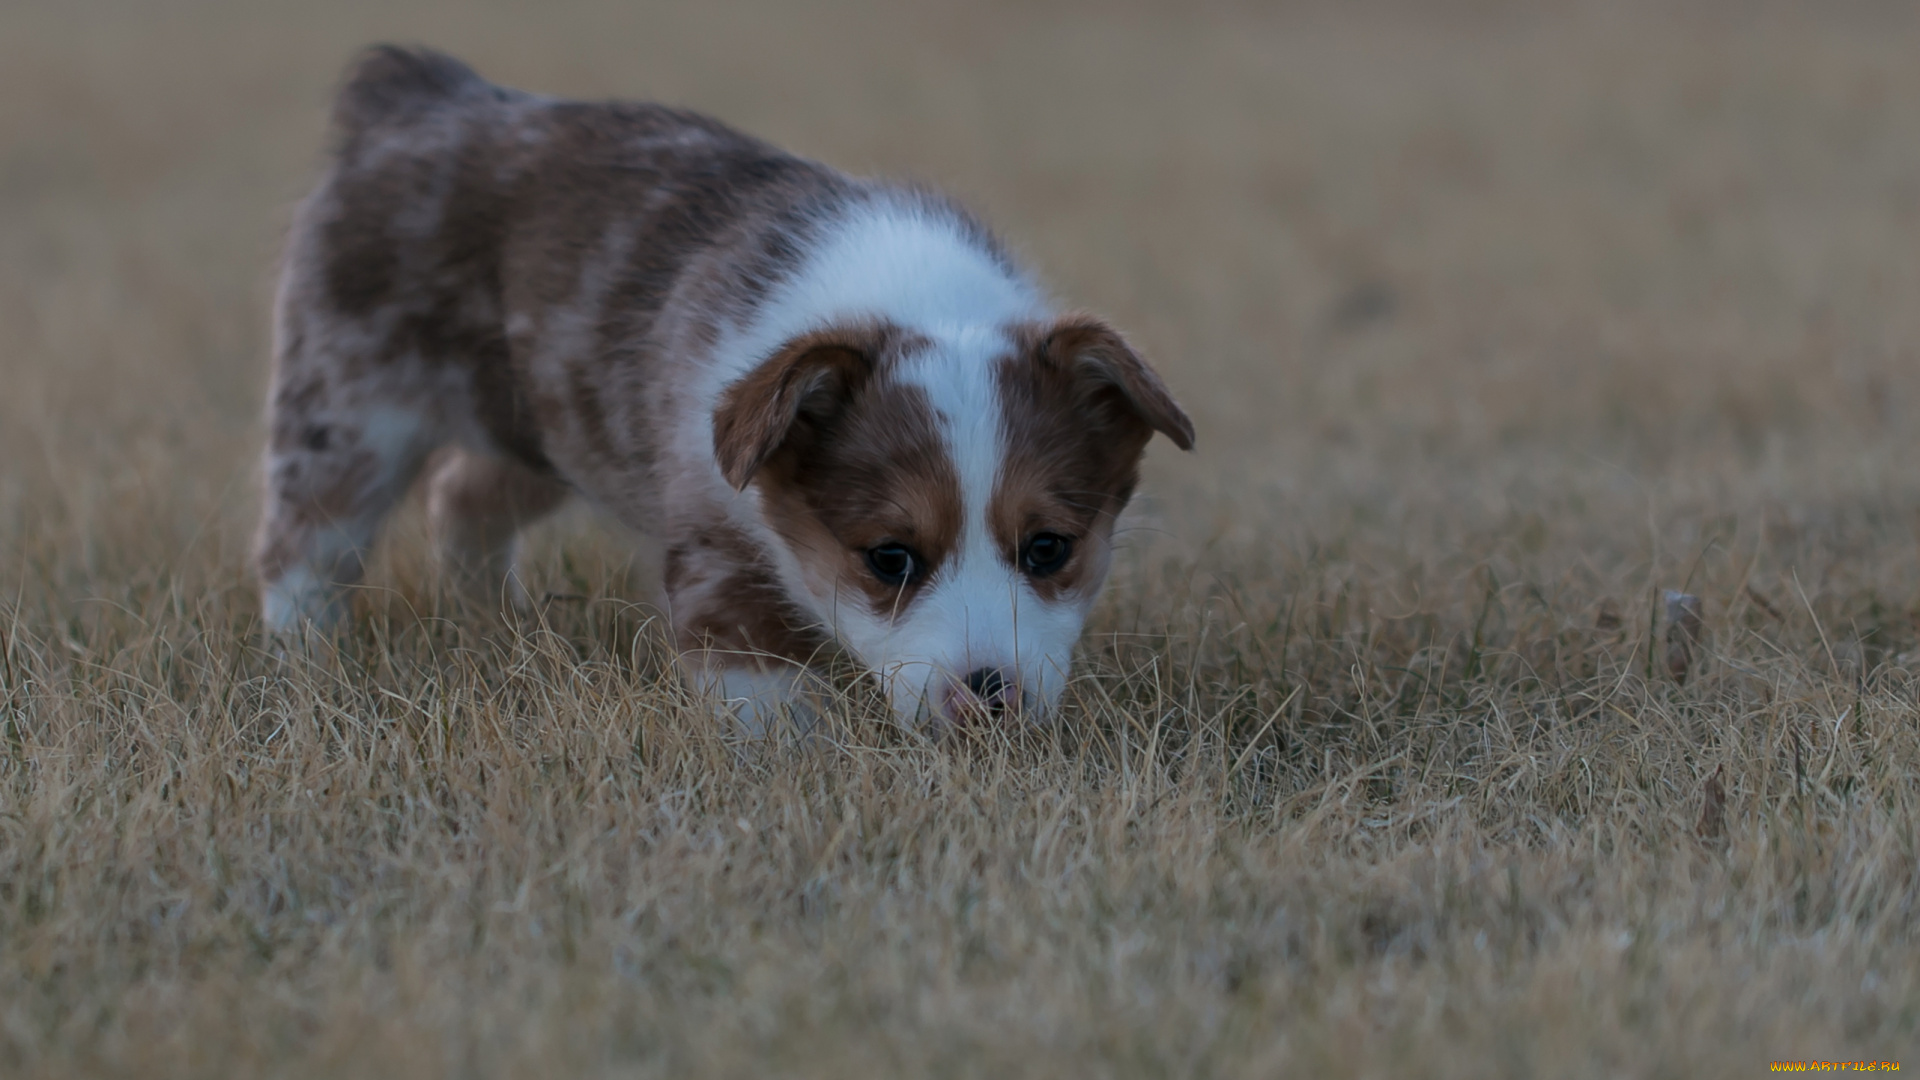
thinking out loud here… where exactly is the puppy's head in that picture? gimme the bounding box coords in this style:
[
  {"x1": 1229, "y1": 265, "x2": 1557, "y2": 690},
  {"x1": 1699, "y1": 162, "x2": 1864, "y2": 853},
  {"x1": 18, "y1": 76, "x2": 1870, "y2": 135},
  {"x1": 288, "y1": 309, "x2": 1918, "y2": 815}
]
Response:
[{"x1": 714, "y1": 314, "x2": 1193, "y2": 731}]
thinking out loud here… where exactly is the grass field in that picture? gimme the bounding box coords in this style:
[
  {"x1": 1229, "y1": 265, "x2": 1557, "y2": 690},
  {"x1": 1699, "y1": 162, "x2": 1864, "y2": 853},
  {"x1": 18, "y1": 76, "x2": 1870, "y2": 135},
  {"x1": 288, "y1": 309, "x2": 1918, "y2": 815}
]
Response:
[{"x1": 4, "y1": 1, "x2": 1920, "y2": 1075}]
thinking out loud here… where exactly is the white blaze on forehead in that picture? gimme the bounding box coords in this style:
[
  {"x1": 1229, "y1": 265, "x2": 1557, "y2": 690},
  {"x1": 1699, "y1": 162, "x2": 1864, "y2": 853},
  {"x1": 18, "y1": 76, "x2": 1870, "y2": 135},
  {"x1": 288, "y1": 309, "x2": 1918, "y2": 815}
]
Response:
[
  {"x1": 759, "y1": 201, "x2": 1047, "y2": 340},
  {"x1": 705, "y1": 198, "x2": 1047, "y2": 397}
]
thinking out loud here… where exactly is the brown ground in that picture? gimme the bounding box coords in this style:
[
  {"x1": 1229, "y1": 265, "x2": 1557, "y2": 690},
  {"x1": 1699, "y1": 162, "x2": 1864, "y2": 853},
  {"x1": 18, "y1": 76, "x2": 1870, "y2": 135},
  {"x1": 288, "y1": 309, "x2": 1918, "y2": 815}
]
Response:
[{"x1": 2, "y1": 1, "x2": 1917, "y2": 1076}]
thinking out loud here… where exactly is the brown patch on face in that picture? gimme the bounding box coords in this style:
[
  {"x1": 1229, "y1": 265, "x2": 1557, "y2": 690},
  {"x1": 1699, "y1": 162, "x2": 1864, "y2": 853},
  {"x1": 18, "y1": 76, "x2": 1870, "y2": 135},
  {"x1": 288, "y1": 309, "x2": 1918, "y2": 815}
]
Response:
[
  {"x1": 723, "y1": 323, "x2": 964, "y2": 620},
  {"x1": 992, "y1": 315, "x2": 1195, "y2": 601}
]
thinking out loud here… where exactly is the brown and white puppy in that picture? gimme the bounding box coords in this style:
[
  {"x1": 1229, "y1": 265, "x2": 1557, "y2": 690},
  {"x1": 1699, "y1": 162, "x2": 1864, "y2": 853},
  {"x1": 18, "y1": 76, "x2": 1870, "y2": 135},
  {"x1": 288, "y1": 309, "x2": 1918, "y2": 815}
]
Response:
[{"x1": 256, "y1": 46, "x2": 1194, "y2": 732}]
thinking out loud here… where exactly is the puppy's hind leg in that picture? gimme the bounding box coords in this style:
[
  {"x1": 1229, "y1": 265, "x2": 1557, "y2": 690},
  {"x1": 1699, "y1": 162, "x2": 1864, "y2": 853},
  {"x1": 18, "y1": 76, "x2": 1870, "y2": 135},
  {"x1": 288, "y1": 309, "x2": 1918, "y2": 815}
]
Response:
[
  {"x1": 255, "y1": 401, "x2": 437, "y2": 634},
  {"x1": 425, "y1": 449, "x2": 569, "y2": 614}
]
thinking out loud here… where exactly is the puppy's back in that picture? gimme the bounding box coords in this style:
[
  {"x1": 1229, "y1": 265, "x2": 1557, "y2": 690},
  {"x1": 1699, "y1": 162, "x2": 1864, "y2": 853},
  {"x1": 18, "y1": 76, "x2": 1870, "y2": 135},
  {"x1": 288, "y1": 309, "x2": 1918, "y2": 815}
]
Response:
[{"x1": 278, "y1": 47, "x2": 868, "y2": 480}]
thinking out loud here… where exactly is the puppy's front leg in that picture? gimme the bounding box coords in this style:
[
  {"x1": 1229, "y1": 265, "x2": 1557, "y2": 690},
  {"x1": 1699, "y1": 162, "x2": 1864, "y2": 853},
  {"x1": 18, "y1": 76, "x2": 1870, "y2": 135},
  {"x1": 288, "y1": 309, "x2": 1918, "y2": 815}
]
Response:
[
  {"x1": 683, "y1": 660, "x2": 819, "y2": 738},
  {"x1": 663, "y1": 529, "x2": 829, "y2": 737}
]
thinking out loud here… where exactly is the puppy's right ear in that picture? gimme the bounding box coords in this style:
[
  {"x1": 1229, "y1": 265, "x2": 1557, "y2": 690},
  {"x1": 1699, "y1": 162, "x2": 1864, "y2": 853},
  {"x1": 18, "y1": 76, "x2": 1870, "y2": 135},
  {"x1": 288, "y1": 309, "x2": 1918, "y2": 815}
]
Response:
[{"x1": 712, "y1": 324, "x2": 883, "y2": 490}]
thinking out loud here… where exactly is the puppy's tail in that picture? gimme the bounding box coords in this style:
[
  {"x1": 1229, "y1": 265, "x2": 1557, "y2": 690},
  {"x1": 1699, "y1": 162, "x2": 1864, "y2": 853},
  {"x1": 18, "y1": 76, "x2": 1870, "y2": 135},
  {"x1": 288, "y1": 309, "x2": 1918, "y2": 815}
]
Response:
[{"x1": 331, "y1": 45, "x2": 498, "y2": 136}]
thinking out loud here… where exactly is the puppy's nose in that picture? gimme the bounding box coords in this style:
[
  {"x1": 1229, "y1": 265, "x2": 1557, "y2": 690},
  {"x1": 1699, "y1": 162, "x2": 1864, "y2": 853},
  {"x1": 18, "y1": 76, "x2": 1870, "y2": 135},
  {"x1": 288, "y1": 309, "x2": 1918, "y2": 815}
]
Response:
[{"x1": 962, "y1": 667, "x2": 1012, "y2": 713}]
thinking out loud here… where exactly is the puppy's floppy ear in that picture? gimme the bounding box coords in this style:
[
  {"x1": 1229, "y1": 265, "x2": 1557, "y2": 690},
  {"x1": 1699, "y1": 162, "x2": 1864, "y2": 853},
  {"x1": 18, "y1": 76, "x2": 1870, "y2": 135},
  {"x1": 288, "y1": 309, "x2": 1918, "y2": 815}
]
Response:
[
  {"x1": 712, "y1": 324, "x2": 882, "y2": 490},
  {"x1": 1040, "y1": 314, "x2": 1195, "y2": 451}
]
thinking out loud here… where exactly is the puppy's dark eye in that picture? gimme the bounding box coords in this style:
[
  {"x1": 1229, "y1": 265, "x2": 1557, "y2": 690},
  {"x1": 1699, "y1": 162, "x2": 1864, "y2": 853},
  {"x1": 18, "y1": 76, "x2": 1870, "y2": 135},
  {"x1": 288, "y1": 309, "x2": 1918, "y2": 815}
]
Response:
[
  {"x1": 865, "y1": 543, "x2": 919, "y2": 586},
  {"x1": 1021, "y1": 533, "x2": 1073, "y2": 577}
]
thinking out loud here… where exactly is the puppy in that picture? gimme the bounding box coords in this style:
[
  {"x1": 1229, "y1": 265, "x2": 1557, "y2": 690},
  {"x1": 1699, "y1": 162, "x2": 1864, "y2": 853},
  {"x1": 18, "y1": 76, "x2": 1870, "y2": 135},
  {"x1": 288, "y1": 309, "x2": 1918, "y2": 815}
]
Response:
[{"x1": 255, "y1": 46, "x2": 1194, "y2": 732}]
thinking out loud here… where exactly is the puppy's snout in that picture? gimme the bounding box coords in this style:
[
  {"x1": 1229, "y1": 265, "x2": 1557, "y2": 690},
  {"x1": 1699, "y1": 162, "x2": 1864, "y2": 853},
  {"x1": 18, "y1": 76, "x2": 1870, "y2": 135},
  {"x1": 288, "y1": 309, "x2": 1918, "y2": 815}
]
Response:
[
  {"x1": 965, "y1": 668, "x2": 1010, "y2": 710},
  {"x1": 943, "y1": 666, "x2": 1018, "y2": 726}
]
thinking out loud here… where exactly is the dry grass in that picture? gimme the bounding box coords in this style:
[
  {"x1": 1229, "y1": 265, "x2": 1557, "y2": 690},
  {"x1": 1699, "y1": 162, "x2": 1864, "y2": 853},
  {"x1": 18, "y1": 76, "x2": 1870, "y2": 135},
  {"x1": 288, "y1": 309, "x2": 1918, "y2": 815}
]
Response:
[{"x1": 4, "y1": 1, "x2": 1920, "y2": 1075}]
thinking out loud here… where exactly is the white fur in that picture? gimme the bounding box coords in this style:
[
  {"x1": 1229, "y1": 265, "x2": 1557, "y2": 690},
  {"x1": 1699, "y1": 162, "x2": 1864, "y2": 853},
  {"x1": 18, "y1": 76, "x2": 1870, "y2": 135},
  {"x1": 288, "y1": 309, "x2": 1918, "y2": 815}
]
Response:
[
  {"x1": 260, "y1": 520, "x2": 368, "y2": 631},
  {"x1": 262, "y1": 563, "x2": 338, "y2": 632},
  {"x1": 694, "y1": 664, "x2": 819, "y2": 739}
]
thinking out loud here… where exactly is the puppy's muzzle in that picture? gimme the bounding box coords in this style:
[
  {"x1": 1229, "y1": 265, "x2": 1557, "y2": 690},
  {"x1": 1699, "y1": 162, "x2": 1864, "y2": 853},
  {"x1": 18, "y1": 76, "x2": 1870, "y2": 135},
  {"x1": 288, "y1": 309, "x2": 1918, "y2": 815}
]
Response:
[{"x1": 942, "y1": 666, "x2": 1022, "y2": 727}]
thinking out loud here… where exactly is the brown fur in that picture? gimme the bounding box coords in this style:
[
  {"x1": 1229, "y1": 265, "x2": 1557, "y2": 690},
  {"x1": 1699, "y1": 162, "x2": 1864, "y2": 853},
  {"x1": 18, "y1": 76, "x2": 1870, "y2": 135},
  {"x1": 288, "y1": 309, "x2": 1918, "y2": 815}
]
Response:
[
  {"x1": 424, "y1": 449, "x2": 569, "y2": 604},
  {"x1": 711, "y1": 322, "x2": 918, "y2": 491},
  {"x1": 662, "y1": 526, "x2": 830, "y2": 667}
]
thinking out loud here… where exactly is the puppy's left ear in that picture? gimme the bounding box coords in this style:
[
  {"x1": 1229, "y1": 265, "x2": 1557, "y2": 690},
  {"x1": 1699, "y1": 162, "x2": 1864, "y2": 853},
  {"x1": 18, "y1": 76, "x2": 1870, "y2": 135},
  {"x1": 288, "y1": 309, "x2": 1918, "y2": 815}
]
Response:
[{"x1": 1041, "y1": 315, "x2": 1196, "y2": 450}]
